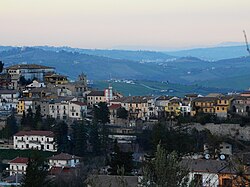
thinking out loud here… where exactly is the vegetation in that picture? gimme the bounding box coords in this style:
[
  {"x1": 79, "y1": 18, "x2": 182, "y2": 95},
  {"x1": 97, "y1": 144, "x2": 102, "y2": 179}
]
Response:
[
  {"x1": 142, "y1": 144, "x2": 189, "y2": 187},
  {"x1": 21, "y1": 151, "x2": 50, "y2": 187}
]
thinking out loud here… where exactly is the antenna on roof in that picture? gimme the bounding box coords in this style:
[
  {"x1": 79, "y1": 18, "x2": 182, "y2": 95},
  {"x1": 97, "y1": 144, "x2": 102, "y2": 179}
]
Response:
[{"x1": 243, "y1": 30, "x2": 250, "y2": 55}]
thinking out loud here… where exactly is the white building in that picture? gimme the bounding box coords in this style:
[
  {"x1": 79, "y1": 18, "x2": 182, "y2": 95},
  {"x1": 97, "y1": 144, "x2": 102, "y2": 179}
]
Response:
[
  {"x1": 182, "y1": 159, "x2": 223, "y2": 187},
  {"x1": 0, "y1": 90, "x2": 19, "y2": 111},
  {"x1": 48, "y1": 153, "x2": 81, "y2": 168},
  {"x1": 7, "y1": 157, "x2": 28, "y2": 175},
  {"x1": 49, "y1": 97, "x2": 87, "y2": 120},
  {"x1": 13, "y1": 130, "x2": 57, "y2": 152},
  {"x1": 26, "y1": 80, "x2": 46, "y2": 89}
]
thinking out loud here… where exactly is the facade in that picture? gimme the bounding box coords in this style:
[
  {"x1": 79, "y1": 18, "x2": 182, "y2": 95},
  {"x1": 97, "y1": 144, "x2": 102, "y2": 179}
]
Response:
[
  {"x1": 48, "y1": 153, "x2": 80, "y2": 168},
  {"x1": 231, "y1": 96, "x2": 250, "y2": 116},
  {"x1": 5, "y1": 64, "x2": 54, "y2": 89},
  {"x1": 215, "y1": 96, "x2": 233, "y2": 118},
  {"x1": 44, "y1": 74, "x2": 68, "y2": 85},
  {"x1": 191, "y1": 97, "x2": 217, "y2": 116},
  {"x1": 13, "y1": 130, "x2": 57, "y2": 152},
  {"x1": 165, "y1": 98, "x2": 181, "y2": 116},
  {"x1": 17, "y1": 98, "x2": 37, "y2": 115},
  {"x1": 48, "y1": 97, "x2": 87, "y2": 120},
  {"x1": 87, "y1": 87, "x2": 119, "y2": 107},
  {"x1": 109, "y1": 104, "x2": 122, "y2": 124},
  {"x1": 0, "y1": 89, "x2": 19, "y2": 111},
  {"x1": 7, "y1": 157, "x2": 28, "y2": 176}
]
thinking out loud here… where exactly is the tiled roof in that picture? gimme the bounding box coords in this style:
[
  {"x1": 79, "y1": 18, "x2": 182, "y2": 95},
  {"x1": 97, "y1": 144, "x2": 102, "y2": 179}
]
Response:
[
  {"x1": 0, "y1": 89, "x2": 19, "y2": 94},
  {"x1": 109, "y1": 104, "x2": 121, "y2": 110},
  {"x1": 9, "y1": 157, "x2": 29, "y2": 164},
  {"x1": 14, "y1": 130, "x2": 54, "y2": 137},
  {"x1": 193, "y1": 97, "x2": 218, "y2": 102},
  {"x1": 48, "y1": 153, "x2": 80, "y2": 160},
  {"x1": 7, "y1": 64, "x2": 54, "y2": 70},
  {"x1": 49, "y1": 166, "x2": 75, "y2": 175},
  {"x1": 87, "y1": 90, "x2": 105, "y2": 96},
  {"x1": 71, "y1": 101, "x2": 87, "y2": 106}
]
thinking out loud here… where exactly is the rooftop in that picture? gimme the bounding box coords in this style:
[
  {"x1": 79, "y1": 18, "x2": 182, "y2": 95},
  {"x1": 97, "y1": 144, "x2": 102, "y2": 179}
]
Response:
[
  {"x1": 14, "y1": 130, "x2": 54, "y2": 137},
  {"x1": 48, "y1": 153, "x2": 81, "y2": 160},
  {"x1": 71, "y1": 101, "x2": 87, "y2": 106},
  {"x1": 87, "y1": 90, "x2": 105, "y2": 96},
  {"x1": 9, "y1": 157, "x2": 29, "y2": 164}
]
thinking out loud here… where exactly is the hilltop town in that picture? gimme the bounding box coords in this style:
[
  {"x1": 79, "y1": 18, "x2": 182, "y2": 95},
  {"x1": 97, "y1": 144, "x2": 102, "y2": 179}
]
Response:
[{"x1": 0, "y1": 61, "x2": 249, "y2": 186}]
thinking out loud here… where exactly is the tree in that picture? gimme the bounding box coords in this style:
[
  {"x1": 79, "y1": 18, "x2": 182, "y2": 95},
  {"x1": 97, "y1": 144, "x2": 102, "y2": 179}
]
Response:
[
  {"x1": 93, "y1": 102, "x2": 110, "y2": 124},
  {"x1": 34, "y1": 105, "x2": 42, "y2": 129},
  {"x1": 21, "y1": 152, "x2": 49, "y2": 187},
  {"x1": 89, "y1": 120, "x2": 101, "y2": 155},
  {"x1": 72, "y1": 121, "x2": 87, "y2": 156},
  {"x1": 142, "y1": 144, "x2": 189, "y2": 187},
  {"x1": 20, "y1": 111, "x2": 27, "y2": 130},
  {"x1": 53, "y1": 121, "x2": 69, "y2": 153},
  {"x1": 109, "y1": 140, "x2": 133, "y2": 175},
  {"x1": 116, "y1": 107, "x2": 128, "y2": 119},
  {"x1": 93, "y1": 102, "x2": 110, "y2": 153},
  {"x1": 1, "y1": 114, "x2": 18, "y2": 139},
  {"x1": 26, "y1": 106, "x2": 35, "y2": 129},
  {"x1": 0, "y1": 61, "x2": 4, "y2": 73}
]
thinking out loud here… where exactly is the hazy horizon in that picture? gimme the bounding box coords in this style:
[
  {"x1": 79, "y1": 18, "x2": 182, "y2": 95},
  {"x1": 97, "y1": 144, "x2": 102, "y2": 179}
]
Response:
[{"x1": 1, "y1": 0, "x2": 250, "y2": 50}]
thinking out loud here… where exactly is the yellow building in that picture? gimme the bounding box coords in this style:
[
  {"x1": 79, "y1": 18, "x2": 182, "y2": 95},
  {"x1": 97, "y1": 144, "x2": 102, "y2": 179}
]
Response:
[
  {"x1": 17, "y1": 98, "x2": 35, "y2": 115},
  {"x1": 165, "y1": 99, "x2": 181, "y2": 116},
  {"x1": 215, "y1": 96, "x2": 233, "y2": 118},
  {"x1": 191, "y1": 97, "x2": 217, "y2": 116}
]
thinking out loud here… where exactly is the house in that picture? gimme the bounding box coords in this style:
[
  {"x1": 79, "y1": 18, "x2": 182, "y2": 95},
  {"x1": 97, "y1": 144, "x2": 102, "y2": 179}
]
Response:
[
  {"x1": 119, "y1": 96, "x2": 152, "y2": 121},
  {"x1": 13, "y1": 130, "x2": 57, "y2": 152},
  {"x1": 5, "y1": 64, "x2": 54, "y2": 89},
  {"x1": 17, "y1": 98, "x2": 38, "y2": 115},
  {"x1": 0, "y1": 89, "x2": 19, "y2": 111},
  {"x1": 44, "y1": 73, "x2": 68, "y2": 85},
  {"x1": 87, "y1": 87, "x2": 119, "y2": 107},
  {"x1": 165, "y1": 98, "x2": 181, "y2": 116},
  {"x1": 48, "y1": 97, "x2": 76, "y2": 120},
  {"x1": 180, "y1": 98, "x2": 192, "y2": 116},
  {"x1": 0, "y1": 73, "x2": 12, "y2": 89},
  {"x1": 48, "y1": 153, "x2": 81, "y2": 168},
  {"x1": 231, "y1": 96, "x2": 250, "y2": 116},
  {"x1": 7, "y1": 157, "x2": 28, "y2": 175},
  {"x1": 26, "y1": 80, "x2": 46, "y2": 89},
  {"x1": 191, "y1": 97, "x2": 218, "y2": 116},
  {"x1": 215, "y1": 96, "x2": 233, "y2": 118},
  {"x1": 109, "y1": 104, "x2": 122, "y2": 125},
  {"x1": 183, "y1": 158, "x2": 250, "y2": 187},
  {"x1": 68, "y1": 101, "x2": 87, "y2": 120}
]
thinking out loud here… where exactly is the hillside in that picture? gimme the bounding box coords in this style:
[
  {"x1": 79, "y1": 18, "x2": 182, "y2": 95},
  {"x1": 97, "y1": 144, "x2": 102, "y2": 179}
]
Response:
[
  {"x1": 92, "y1": 80, "x2": 232, "y2": 97},
  {"x1": 166, "y1": 45, "x2": 249, "y2": 61}
]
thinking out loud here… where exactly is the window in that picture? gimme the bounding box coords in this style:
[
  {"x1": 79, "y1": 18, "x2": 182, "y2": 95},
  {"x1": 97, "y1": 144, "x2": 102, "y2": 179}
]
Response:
[
  {"x1": 47, "y1": 145, "x2": 50, "y2": 149},
  {"x1": 72, "y1": 113, "x2": 74, "y2": 116},
  {"x1": 222, "y1": 107, "x2": 225, "y2": 110},
  {"x1": 194, "y1": 174, "x2": 202, "y2": 187},
  {"x1": 76, "y1": 113, "x2": 78, "y2": 116}
]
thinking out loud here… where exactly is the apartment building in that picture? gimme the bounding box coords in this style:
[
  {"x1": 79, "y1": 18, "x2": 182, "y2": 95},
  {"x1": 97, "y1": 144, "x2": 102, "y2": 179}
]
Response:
[{"x1": 13, "y1": 130, "x2": 57, "y2": 152}]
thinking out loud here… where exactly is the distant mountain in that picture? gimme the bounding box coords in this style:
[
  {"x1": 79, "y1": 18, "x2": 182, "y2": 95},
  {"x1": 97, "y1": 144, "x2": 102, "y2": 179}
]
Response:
[
  {"x1": 165, "y1": 45, "x2": 249, "y2": 61},
  {"x1": 1, "y1": 46, "x2": 250, "y2": 91},
  {"x1": 0, "y1": 47, "x2": 174, "y2": 81},
  {"x1": 34, "y1": 46, "x2": 174, "y2": 62}
]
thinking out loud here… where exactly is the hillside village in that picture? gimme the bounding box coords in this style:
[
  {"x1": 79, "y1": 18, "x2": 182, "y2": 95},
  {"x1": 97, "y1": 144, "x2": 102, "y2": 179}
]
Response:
[{"x1": 0, "y1": 61, "x2": 249, "y2": 186}]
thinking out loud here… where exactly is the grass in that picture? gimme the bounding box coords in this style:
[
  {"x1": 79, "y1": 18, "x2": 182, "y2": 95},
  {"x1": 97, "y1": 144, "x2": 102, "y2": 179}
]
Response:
[
  {"x1": 91, "y1": 80, "x2": 231, "y2": 97},
  {"x1": 0, "y1": 149, "x2": 54, "y2": 160}
]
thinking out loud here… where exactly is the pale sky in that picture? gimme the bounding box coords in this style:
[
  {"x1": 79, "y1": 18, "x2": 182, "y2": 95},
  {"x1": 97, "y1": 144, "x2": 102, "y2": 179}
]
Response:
[{"x1": 0, "y1": 0, "x2": 250, "y2": 50}]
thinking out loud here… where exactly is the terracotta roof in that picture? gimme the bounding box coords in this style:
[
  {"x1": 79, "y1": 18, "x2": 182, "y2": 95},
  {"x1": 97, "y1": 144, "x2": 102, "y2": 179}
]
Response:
[
  {"x1": 7, "y1": 64, "x2": 54, "y2": 70},
  {"x1": 109, "y1": 104, "x2": 121, "y2": 110},
  {"x1": 14, "y1": 130, "x2": 54, "y2": 137},
  {"x1": 48, "y1": 153, "x2": 81, "y2": 160},
  {"x1": 9, "y1": 157, "x2": 29, "y2": 164},
  {"x1": 49, "y1": 166, "x2": 75, "y2": 175},
  {"x1": 87, "y1": 90, "x2": 105, "y2": 96},
  {"x1": 71, "y1": 101, "x2": 87, "y2": 106}
]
